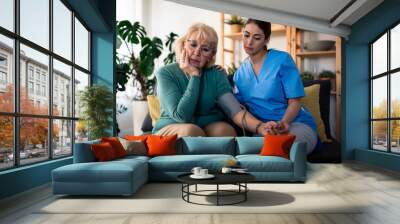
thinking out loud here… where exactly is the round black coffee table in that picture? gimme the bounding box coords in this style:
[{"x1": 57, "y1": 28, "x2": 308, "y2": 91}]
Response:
[{"x1": 177, "y1": 173, "x2": 255, "y2": 206}]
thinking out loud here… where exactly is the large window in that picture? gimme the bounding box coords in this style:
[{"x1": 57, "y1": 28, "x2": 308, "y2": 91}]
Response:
[
  {"x1": 0, "y1": 0, "x2": 91, "y2": 171},
  {"x1": 370, "y1": 23, "x2": 400, "y2": 154}
]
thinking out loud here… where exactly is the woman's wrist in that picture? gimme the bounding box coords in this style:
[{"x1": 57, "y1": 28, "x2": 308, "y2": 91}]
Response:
[
  {"x1": 280, "y1": 119, "x2": 290, "y2": 125},
  {"x1": 255, "y1": 122, "x2": 263, "y2": 134}
]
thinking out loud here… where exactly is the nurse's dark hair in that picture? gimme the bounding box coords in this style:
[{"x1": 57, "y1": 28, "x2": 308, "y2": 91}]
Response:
[{"x1": 245, "y1": 19, "x2": 271, "y2": 39}]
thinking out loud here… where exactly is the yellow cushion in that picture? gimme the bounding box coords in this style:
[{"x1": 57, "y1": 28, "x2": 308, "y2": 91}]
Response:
[
  {"x1": 147, "y1": 95, "x2": 160, "y2": 126},
  {"x1": 300, "y1": 84, "x2": 331, "y2": 142}
]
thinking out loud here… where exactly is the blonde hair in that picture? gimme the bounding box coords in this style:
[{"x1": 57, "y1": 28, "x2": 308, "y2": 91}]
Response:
[{"x1": 175, "y1": 23, "x2": 218, "y2": 68}]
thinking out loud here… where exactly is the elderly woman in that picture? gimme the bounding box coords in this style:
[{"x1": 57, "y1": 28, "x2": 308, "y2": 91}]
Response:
[{"x1": 153, "y1": 23, "x2": 266, "y2": 137}]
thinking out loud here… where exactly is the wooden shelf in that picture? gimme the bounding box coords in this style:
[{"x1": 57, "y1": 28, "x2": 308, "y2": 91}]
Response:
[
  {"x1": 289, "y1": 27, "x2": 342, "y2": 141},
  {"x1": 223, "y1": 48, "x2": 234, "y2": 53},
  {"x1": 271, "y1": 24, "x2": 286, "y2": 32},
  {"x1": 296, "y1": 50, "x2": 336, "y2": 57},
  {"x1": 224, "y1": 25, "x2": 286, "y2": 40},
  {"x1": 224, "y1": 32, "x2": 242, "y2": 40}
]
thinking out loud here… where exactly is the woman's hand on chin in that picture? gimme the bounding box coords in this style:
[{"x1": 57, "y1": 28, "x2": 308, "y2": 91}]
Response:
[{"x1": 179, "y1": 50, "x2": 200, "y2": 76}]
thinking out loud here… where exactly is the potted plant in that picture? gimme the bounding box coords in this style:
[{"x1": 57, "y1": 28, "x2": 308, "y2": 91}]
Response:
[
  {"x1": 79, "y1": 84, "x2": 114, "y2": 140},
  {"x1": 300, "y1": 71, "x2": 315, "y2": 82},
  {"x1": 116, "y1": 20, "x2": 164, "y2": 134},
  {"x1": 226, "y1": 62, "x2": 238, "y2": 76},
  {"x1": 225, "y1": 15, "x2": 246, "y2": 33},
  {"x1": 319, "y1": 70, "x2": 336, "y2": 91},
  {"x1": 116, "y1": 20, "x2": 163, "y2": 100}
]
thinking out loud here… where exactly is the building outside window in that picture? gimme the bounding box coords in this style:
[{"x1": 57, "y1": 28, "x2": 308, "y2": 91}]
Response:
[
  {"x1": 35, "y1": 69, "x2": 41, "y2": 81},
  {"x1": 28, "y1": 66, "x2": 34, "y2": 80},
  {"x1": 0, "y1": 71, "x2": 7, "y2": 92},
  {"x1": 0, "y1": 54, "x2": 7, "y2": 90},
  {"x1": 28, "y1": 81, "x2": 34, "y2": 94},
  {"x1": 0, "y1": 71, "x2": 6, "y2": 84},
  {"x1": 41, "y1": 85, "x2": 46, "y2": 97},
  {"x1": 41, "y1": 73, "x2": 46, "y2": 83},
  {"x1": 35, "y1": 83, "x2": 40, "y2": 95}
]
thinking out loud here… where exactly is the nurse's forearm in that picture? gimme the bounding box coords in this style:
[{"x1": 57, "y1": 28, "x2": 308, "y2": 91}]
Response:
[
  {"x1": 281, "y1": 99, "x2": 301, "y2": 124},
  {"x1": 232, "y1": 110, "x2": 263, "y2": 134}
]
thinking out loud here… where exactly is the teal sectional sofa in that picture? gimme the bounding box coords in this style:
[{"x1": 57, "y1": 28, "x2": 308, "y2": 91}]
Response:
[{"x1": 52, "y1": 137, "x2": 307, "y2": 196}]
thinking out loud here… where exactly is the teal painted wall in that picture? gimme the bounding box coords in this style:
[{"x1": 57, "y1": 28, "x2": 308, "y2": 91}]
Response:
[
  {"x1": 91, "y1": 0, "x2": 116, "y2": 136},
  {"x1": 344, "y1": 0, "x2": 400, "y2": 171},
  {"x1": 0, "y1": 0, "x2": 116, "y2": 200},
  {"x1": 0, "y1": 158, "x2": 72, "y2": 199}
]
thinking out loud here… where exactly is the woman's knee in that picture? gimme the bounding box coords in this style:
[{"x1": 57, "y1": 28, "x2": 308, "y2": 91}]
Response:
[
  {"x1": 204, "y1": 122, "x2": 237, "y2": 137},
  {"x1": 289, "y1": 123, "x2": 317, "y2": 154},
  {"x1": 157, "y1": 123, "x2": 205, "y2": 137},
  {"x1": 182, "y1": 124, "x2": 206, "y2": 137}
]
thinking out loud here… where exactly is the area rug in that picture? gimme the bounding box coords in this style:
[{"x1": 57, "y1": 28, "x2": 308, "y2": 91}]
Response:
[{"x1": 37, "y1": 183, "x2": 361, "y2": 214}]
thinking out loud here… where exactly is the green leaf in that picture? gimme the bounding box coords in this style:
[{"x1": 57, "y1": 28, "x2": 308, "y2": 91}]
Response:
[{"x1": 117, "y1": 20, "x2": 146, "y2": 45}]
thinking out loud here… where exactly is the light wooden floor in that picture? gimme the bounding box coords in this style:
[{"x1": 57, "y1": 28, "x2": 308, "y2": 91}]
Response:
[{"x1": 1, "y1": 162, "x2": 400, "y2": 224}]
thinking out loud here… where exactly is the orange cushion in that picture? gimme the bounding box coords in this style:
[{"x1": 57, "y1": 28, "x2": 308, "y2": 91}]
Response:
[
  {"x1": 91, "y1": 142, "x2": 117, "y2": 161},
  {"x1": 259, "y1": 134, "x2": 296, "y2": 159},
  {"x1": 101, "y1": 137, "x2": 127, "y2": 158},
  {"x1": 124, "y1": 135, "x2": 149, "y2": 142},
  {"x1": 146, "y1": 135, "x2": 177, "y2": 157}
]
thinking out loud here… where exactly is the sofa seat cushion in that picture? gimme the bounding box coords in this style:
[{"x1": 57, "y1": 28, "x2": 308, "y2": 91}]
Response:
[
  {"x1": 236, "y1": 155, "x2": 293, "y2": 172},
  {"x1": 116, "y1": 155, "x2": 150, "y2": 163},
  {"x1": 177, "y1": 137, "x2": 236, "y2": 155},
  {"x1": 53, "y1": 159, "x2": 147, "y2": 183},
  {"x1": 149, "y1": 154, "x2": 235, "y2": 172}
]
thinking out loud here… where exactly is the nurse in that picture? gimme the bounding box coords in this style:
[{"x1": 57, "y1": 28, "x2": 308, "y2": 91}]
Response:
[{"x1": 233, "y1": 19, "x2": 318, "y2": 154}]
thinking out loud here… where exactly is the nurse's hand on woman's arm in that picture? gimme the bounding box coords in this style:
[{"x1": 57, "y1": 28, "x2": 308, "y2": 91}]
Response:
[
  {"x1": 212, "y1": 64, "x2": 227, "y2": 73},
  {"x1": 259, "y1": 121, "x2": 279, "y2": 135},
  {"x1": 179, "y1": 50, "x2": 200, "y2": 76},
  {"x1": 276, "y1": 121, "x2": 290, "y2": 134}
]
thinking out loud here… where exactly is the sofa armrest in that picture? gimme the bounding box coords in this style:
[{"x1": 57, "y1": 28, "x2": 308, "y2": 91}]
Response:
[
  {"x1": 289, "y1": 142, "x2": 307, "y2": 182},
  {"x1": 73, "y1": 140, "x2": 100, "y2": 163}
]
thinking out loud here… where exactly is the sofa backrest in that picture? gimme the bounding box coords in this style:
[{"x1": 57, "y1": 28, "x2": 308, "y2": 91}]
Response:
[
  {"x1": 73, "y1": 137, "x2": 265, "y2": 162},
  {"x1": 177, "y1": 137, "x2": 236, "y2": 155},
  {"x1": 235, "y1": 137, "x2": 264, "y2": 155},
  {"x1": 73, "y1": 139, "x2": 100, "y2": 163}
]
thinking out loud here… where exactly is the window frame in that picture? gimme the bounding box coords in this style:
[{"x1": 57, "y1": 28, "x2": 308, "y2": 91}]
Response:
[
  {"x1": 370, "y1": 19, "x2": 400, "y2": 154},
  {"x1": 0, "y1": 0, "x2": 92, "y2": 171}
]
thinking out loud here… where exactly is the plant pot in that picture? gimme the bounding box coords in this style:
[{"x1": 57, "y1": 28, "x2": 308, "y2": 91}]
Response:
[
  {"x1": 132, "y1": 100, "x2": 149, "y2": 135},
  {"x1": 319, "y1": 77, "x2": 336, "y2": 91},
  {"x1": 231, "y1": 24, "x2": 242, "y2": 33}
]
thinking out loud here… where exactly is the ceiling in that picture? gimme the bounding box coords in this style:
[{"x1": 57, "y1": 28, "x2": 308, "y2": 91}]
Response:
[{"x1": 165, "y1": 0, "x2": 384, "y2": 38}]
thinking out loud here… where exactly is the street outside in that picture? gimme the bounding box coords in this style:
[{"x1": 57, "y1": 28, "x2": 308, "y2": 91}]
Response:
[{"x1": 0, "y1": 147, "x2": 71, "y2": 170}]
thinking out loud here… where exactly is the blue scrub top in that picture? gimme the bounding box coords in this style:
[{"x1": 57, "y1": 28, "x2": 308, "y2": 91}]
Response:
[{"x1": 233, "y1": 49, "x2": 317, "y2": 133}]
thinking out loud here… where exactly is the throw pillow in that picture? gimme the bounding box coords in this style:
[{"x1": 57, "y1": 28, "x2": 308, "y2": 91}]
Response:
[
  {"x1": 147, "y1": 95, "x2": 160, "y2": 126},
  {"x1": 118, "y1": 137, "x2": 147, "y2": 156},
  {"x1": 125, "y1": 135, "x2": 149, "y2": 142},
  {"x1": 303, "y1": 79, "x2": 332, "y2": 139},
  {"x1": 260, "y1": 134, "x2": 296, "y2": 159},
  {"x1": 146, "y1": 135, "x2": 177, "y2": 157},
  {"x1": 141, "y1": 113, "x2": 154, "y2": 133},
  {"x1": 91, "y1": 142, "x2": 118, "y2": 161},
  {"x1": 101, "y1": 137, "x2": 127, "y2": 158},
  {"x1": 300, "y1": 84, "x2": 331, "y2": 142}
]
